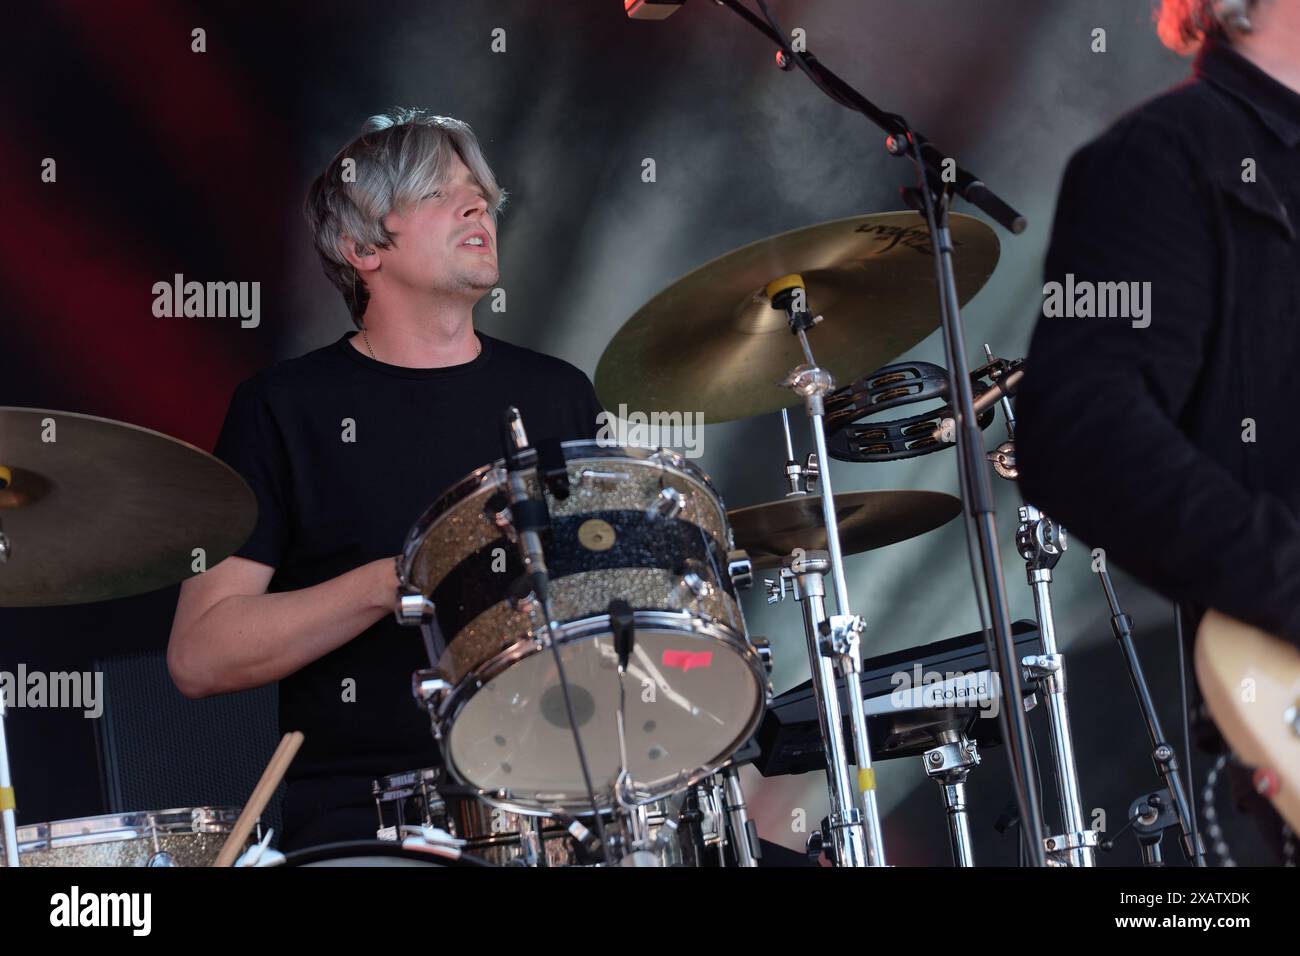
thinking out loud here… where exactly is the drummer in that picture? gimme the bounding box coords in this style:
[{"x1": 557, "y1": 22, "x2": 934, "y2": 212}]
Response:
[{"x1": 166, "y1": 108, "x2": 602, "y2": 851}]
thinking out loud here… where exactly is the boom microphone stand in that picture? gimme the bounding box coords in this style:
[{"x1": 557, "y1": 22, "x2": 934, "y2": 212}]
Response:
[{"x1": 703, "y1": 0, "x2": 1047, "y2": 864}]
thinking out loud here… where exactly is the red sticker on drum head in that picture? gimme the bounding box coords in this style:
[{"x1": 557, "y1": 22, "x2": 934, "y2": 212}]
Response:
[{"x1": 662, "y1": 649, "x2": 713, "y2": 672}]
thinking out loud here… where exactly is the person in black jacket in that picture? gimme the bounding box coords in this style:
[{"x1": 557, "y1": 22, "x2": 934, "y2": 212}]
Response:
[{"x1": 1015, "y1": 0, "x2": 1299, "y2": 863}]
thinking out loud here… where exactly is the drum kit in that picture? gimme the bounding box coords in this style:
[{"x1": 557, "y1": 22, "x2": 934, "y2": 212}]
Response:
[
  {"x1": 0, "y1": 189, "x2": 1210, "y2": 867},
  {"x1": 0, "y1": 204, "x2": 1056, "y2": 869},
  {"x1": 0, "y1": 3, "x2": 1208, "y2": 871}
]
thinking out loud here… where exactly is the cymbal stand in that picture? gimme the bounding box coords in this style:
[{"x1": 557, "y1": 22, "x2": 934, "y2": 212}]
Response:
[
  {"x1": 769, "y1": 550, "x2": 868, "y2": 866},
  {"x1": 0, "y1": 518, "x2": 18, "y2": 867},
  {"x1": 0, "y1": 691, "x2": 16, "y2": 866},
  {"x1": 984, "y1": 349, "x2": 1096, "y2": 866},
  {"x1": 767, "y1": 275, "x2": 885, "y2": 867}
]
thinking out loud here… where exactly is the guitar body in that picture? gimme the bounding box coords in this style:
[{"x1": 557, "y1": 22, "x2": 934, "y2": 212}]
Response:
[{"x1": 1194, "y1": 609, "x2": 1300, "y2": 831}]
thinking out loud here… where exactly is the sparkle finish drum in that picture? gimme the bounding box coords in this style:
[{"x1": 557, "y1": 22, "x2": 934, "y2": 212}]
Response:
[
  {"x1": 397, "y1": 442, "x2": 767, "y2": 814},
  {"x1": 16, "y1": 807, "x2": 244, "y2": 867}
]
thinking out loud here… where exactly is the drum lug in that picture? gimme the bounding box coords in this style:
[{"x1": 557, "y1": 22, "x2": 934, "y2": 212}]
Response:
[
  {"x1": 650, "y1": 448, "x2": 686, "y2": 471},
  {"x1": 647, "y1": 486, "x2": 686, "y2": 520},
  {"x1": 672, "y1": 560, "x2": 715, "y2": 604},
  {"x1": 726, "y1": 549, "x2": 753, "y2": 590},
  {"x1": 411, "y1": 668, "x2": 452, "y2": 737},
  {"x1": 396, "y1": 591, "x2": 436, "y2": 626}
]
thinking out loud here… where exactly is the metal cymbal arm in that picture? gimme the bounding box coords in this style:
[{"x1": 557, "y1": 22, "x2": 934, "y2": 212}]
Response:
[{"x1": 771, "y1": 275, "x2": 887, "y2": 867}]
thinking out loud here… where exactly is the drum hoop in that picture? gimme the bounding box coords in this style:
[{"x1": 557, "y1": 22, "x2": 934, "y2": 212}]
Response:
[
  {"x1": 279, "y1": 840, "x2": 489, "y2": 867},
  {"x1": 396, "y1": 442, "x2": 725, "y2": 590},
  {"x1": 17, "y1": 806, "x2": 242, "y2": 851}
]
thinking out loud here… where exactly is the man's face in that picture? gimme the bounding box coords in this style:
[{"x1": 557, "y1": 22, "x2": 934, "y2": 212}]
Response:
[{"x1": 377, "y1": 150, "x2": 499, "y2": 300}]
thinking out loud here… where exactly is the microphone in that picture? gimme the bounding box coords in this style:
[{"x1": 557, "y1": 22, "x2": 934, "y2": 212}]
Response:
[
  {"x1": 501, "y1": 407, "x2": 551, "y2": 605},
  {"x1": 625, "y1": 0, "x2": 686, "y2": 19}
]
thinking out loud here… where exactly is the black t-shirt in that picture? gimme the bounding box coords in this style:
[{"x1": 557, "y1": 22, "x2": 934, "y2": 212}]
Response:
[{"x1": 212, "y1": 330, "x2": 602, "y2": 826}]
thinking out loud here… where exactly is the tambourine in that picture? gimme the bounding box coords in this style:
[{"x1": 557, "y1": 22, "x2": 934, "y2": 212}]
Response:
[{"x1": 825, "y1": 360, "x2": 1000, "y2": 463}]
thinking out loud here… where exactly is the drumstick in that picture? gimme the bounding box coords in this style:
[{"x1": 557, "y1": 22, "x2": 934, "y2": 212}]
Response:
[{"x1": 213, "y1": 731, "x2": 304, "y2": 867}]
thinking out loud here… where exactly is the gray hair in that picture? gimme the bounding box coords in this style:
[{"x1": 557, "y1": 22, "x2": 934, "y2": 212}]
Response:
[
  {"x1": 1156, "y1": 0, "x2": 1257, "y2": 54},
  {"x1": 305, "y1": 109, "x2": 508, "y2": 326}
]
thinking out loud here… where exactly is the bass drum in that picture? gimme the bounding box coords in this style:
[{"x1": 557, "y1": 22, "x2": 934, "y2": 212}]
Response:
[
  {"x1": 398, "y1": 441, "x2": 768, "y2": 815},
  {"x1": 278, "y1": 840, "x2": 489, "y2": 867}
]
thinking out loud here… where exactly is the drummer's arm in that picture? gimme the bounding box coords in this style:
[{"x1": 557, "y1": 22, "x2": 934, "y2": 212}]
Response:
[{"x1": 166, "y1": 554, "x2": 398, "y2": 699}]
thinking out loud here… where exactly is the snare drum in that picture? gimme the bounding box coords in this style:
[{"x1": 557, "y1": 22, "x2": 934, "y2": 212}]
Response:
[
  {"x1": 16, "y1": 807, "x2": 244, "y2": 867},
  {"x1": 373, "y1": 767, "x2": 578, "y2": 866},
  {"x1": 397, "y1": 442, "x2": 767, "y2": 814}
]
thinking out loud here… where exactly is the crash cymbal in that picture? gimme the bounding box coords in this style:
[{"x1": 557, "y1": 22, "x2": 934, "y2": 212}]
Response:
[
  {"x1": 595, "y1": 211, "x2": 998, "y2": 424},
  {"x1": 728, "y1": 490, "x2": 962, "y2": 570},
  {"x1": 0, "y1": 408, "x2": 256, "y2": 607}
]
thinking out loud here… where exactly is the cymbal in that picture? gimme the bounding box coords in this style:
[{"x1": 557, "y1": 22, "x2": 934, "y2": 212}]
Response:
[
  {"x1": 0, "y1": 408, "x2": 256, "y2": 607},
  {"x1": 595, "y1": 212, "x2": 998, "y2": 423},
  {"x1": 728, "y1": 490, "x2": 962, "y2": 570}
]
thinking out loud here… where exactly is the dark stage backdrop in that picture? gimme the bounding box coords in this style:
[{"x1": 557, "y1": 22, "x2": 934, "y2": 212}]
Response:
[{"x1": 0, "y1": 1, "x2": 1255, "y2": 864}]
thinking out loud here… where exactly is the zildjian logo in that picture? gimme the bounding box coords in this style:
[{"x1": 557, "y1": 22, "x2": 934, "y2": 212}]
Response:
[{"x1": 853, "y1": 223, "x2": 961, "y2": 256}]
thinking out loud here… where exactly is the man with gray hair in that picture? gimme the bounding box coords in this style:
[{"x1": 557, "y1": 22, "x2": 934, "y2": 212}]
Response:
[{"x1": 167, "y1": 109, "x2": 602, "y2": 851}]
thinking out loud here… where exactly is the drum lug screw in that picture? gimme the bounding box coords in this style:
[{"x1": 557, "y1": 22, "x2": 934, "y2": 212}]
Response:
[
  {"x1": 803, "y1": 453, "x2": 820, "y2": 492},
  {"x1": 765, "y1": 575, "x2": 788, "y2": 604}
]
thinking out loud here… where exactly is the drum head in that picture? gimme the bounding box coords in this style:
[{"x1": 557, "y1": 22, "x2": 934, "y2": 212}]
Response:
[{"x1": 444, "y1": 619, "x2": 764, "y2": 812}]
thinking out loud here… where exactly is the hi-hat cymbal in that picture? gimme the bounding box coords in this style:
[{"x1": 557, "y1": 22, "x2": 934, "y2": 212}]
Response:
[
  {"x1": 595, "y1": 212, "x2": 998, "y2": 423},
  {"x1": 728, "y1": 490, "x2": 962, "y2": 570},
  {"x1": 0, "y1": 408, "x2": 256, "y2": 607}
]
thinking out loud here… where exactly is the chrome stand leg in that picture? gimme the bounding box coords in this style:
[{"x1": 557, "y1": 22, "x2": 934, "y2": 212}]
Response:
[
  {"x1": 923, "y1": 732, "x2": 979, "y2": 867},
  {"x1": 786, "y1": 552, "x2": 867, "y2": 867},
  {"x1": 773, "y1": 309, "x2": 886, "y2": 866},
  {"x1": 1017, "y1": 504, "x2": 1097, "y2": 867},
  {"x1": 721, "y1": 766, "x2": 760, "y2": 868}
]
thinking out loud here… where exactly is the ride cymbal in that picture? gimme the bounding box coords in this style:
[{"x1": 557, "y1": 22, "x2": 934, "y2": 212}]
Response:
[{"x1": 596, "y1": 212, "x2": 998, "y2": 423}]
